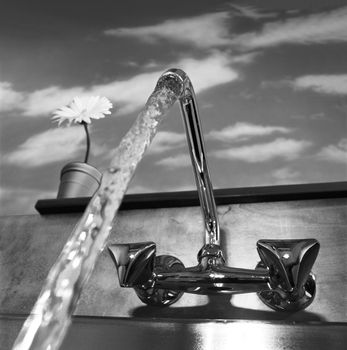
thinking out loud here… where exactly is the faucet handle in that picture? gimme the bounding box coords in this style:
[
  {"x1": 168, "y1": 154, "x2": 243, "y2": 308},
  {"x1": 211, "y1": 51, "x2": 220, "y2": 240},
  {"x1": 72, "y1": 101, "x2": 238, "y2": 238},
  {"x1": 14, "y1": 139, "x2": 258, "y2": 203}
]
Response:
[
  {"x1": 108, "y1": 242, "x2": 156, "y2": 287},
  {"x1": 256, "y1": 238, "x2": 320, "y2": 311},
  {"x1": 108, "y1": 242, "x2": 185, "y2": 306}
]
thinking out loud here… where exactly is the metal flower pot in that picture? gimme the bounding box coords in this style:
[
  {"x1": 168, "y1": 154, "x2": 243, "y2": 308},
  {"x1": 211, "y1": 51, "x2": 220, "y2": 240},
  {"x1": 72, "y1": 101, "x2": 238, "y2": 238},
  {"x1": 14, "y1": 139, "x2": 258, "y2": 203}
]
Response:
[{"x1": 57, "y1": 162, "x2": 102, "y2": 198}]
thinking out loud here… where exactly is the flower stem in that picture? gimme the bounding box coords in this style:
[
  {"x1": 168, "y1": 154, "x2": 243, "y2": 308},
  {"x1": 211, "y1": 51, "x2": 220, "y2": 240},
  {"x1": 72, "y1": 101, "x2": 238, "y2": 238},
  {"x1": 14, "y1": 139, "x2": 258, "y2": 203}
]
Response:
[{"x1": 82, "y1": 122, "x2": 90, "y2": 163}]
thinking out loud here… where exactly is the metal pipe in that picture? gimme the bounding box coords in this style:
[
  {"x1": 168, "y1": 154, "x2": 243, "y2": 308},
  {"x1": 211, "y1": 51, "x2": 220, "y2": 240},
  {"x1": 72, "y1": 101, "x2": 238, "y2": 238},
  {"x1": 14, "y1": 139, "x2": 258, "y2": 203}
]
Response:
[{"x1": 160, "y1": 69, "x2": 220, "y2": 246}]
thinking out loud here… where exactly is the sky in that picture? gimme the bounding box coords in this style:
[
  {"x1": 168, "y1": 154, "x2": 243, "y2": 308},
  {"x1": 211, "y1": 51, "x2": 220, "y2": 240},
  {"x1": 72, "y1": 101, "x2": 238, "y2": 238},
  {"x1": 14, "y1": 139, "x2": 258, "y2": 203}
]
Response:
[{"x1": 0, "y1": 0, "x2": 347, "y2": 215}]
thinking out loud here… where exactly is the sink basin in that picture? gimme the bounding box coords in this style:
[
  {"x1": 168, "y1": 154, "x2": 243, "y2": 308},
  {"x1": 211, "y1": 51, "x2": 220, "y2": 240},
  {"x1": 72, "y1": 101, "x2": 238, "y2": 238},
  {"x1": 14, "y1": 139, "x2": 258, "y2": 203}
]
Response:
[{"x1": 2, "y1": 314, "x2": 347, "y2": 350}]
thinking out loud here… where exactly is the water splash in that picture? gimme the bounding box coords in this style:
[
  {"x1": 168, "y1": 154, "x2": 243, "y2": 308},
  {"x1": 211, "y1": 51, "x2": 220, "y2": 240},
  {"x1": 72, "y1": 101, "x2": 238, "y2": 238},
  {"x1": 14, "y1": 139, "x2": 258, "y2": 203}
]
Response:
[{"x1": 12, "y1": 75, "x2": 182, "y2": 350}]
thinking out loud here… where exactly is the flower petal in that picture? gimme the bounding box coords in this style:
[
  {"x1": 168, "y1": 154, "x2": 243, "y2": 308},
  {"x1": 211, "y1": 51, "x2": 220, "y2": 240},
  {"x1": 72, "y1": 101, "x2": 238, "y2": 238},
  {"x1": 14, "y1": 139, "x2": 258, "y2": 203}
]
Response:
[{"x1": 52, "y1": 95, "x2": 113, "y2": 126}]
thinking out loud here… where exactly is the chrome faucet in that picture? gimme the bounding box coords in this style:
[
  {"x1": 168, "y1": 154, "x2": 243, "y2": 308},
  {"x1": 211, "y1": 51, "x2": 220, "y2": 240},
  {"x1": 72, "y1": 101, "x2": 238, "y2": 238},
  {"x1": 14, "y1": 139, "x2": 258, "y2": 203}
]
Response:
[{"x1": 108, "y1": 69, "x2": 320, "y2": 312}]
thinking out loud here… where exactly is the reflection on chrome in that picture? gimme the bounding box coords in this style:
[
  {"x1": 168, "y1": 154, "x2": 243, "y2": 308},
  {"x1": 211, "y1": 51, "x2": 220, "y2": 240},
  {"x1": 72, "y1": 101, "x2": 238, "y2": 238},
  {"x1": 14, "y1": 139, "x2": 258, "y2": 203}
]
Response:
[{"x1": 109, "y1": 69, "x2": 320, "y2": 312}]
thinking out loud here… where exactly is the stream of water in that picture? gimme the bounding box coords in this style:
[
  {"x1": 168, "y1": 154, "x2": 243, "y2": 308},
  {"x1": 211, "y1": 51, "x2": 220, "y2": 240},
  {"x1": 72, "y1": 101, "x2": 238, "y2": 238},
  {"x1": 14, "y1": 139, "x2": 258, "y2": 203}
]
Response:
[{"x1": 12, "y1": 72, "x2": 183, "y2": 350}]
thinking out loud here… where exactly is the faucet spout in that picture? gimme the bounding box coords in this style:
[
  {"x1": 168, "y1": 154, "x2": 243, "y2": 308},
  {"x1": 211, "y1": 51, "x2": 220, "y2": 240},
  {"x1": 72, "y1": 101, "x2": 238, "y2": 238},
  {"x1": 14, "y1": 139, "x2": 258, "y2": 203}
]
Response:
[{"x1": 157, "y1": 69, "x2": 220, "y2": 247}]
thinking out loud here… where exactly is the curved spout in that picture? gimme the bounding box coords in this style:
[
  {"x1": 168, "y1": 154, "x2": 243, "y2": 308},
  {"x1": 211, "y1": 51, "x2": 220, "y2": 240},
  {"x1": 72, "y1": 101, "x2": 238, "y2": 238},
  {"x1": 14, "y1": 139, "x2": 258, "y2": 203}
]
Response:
[{"x1": 157, "y1": 69, "x2": 220, "y2": 247}]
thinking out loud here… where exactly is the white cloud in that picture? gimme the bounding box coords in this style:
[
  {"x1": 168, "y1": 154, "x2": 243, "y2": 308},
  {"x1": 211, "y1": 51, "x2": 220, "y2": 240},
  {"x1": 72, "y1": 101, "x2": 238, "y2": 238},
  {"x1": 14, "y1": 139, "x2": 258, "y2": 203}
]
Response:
[
  {"x1": 291, "y1": 74, "x2": 347, "y2": 95},
  {"x1": 229, "y1": 4, "x2": 277, "y2": 20},
  {"x1": 126, "y1": 185, "x2": 156, "y2": 194},
  {"x1": 147, "y1": 131, "x2": 186, "y2": 154},
  {"x1": 174, "y1": 52, "x2": 239, "y2": 93},
  {"x1": 155, "y1": 154, "x2": 191, "y2": 168},
  {"x1": 230, "y1": 52, "x2": 260, "y2": 64},
  {"x1": 164, "y1": 183, "x2": 196, "y2": 192},
  {"x1": 232, "y1": 6, "x2": 347, "y2": 49},
  {"x1": 271, "y1": 167, "x2": 301, "y2": 184},
  {"x1": 105, "y1": 12, "x2": 231, "y2": 48},
  {"x1": 126, "y1": 183, "x2": 195, "y2": 194},
  {"x1": 0, "y1": 82, "x2": 24, "y2": 111},
  {"x1": 316, "y1": 139, "x2": 347, "y2": 163},
  {"x1": 4, "y1": 127, "x2": 86, "y2": 167},
  {"x1": 206, "y1": 122, "x2": 292, "y2": 142},
  {"x1": 1, "y1": 52, "x2": 238, "y2": 117},
  {"x1": 22, "y1": 85, "x2": 85, "y2": 117},
  {"x1": 106, "y1": 6, "x2": 347, "y2": 51},
  {"x1": 211, "y1": 138, "x2": 311, "y2": 163}
]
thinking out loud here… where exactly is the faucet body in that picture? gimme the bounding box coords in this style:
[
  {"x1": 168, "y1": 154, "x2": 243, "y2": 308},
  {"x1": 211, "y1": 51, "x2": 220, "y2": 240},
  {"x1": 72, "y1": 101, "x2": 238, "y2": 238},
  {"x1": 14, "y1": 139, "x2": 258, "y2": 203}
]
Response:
[
  {"x1": 109, "y1": 238, "x2": 319, "y2": 311},
  {"x1": 108, "y1": 69, "x2": 320, "y2": 312}
]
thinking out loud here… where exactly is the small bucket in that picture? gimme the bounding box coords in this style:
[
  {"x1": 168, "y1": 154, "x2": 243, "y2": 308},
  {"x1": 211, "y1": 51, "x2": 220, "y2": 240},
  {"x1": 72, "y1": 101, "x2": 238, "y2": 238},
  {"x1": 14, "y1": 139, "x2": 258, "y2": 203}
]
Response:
[{"x1": 57, "y1": 162, "x2": 102, "y2": 198}]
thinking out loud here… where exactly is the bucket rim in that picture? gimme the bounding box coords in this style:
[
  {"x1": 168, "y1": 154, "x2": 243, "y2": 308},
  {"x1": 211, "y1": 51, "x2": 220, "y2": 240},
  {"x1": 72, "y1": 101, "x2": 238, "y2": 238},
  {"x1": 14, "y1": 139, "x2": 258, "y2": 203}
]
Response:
[{"x1": 60, "y1": 162, "x2": 102, "y2": 183}]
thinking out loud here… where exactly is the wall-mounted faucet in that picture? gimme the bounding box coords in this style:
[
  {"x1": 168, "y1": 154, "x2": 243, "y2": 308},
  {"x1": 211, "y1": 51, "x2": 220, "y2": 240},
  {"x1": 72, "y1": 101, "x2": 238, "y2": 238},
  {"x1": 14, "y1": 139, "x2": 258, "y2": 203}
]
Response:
[{"x1": 108, "y1": 69, "x2": 320, "y2": 312}]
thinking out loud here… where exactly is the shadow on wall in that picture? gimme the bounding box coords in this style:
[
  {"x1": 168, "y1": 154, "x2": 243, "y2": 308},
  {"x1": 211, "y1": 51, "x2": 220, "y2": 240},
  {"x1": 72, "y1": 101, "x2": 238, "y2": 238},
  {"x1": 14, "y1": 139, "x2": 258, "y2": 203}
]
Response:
[{"x1": 131, "y1": 294, "x2": 326, "y2": 322}]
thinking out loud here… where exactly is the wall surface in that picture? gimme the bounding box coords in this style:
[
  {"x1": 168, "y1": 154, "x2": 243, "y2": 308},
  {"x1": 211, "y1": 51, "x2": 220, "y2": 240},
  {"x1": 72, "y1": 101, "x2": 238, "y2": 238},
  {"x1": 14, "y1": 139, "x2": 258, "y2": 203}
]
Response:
[{"x1": 1, "y1": 197, "x2": 346, "y2": 322}]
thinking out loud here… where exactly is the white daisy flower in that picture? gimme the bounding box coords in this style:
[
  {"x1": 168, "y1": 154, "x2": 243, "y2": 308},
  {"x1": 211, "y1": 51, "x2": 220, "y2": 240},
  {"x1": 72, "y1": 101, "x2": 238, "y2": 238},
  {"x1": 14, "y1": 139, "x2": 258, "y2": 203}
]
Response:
[
  {"x1": 52, "y1": 96, "x2": 113, "y2": 163},
  {"x1": 52, "y1": 96, "x2": 113, "y2": 126}
]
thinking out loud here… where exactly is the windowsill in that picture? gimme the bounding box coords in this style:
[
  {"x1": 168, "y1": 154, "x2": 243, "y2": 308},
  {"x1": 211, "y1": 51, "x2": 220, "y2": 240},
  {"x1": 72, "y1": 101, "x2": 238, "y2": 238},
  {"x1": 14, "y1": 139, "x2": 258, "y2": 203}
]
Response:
[{"x1": 35, "y1": 181, "x2": 347, "y2": 215}]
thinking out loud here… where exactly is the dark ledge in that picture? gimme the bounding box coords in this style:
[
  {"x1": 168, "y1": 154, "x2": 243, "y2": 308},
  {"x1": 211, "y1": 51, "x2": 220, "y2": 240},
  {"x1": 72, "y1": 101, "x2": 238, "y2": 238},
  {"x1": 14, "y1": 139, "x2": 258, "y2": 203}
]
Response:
[{"x1": 35, "y1": 181, "x2": 347, "y2": 215}]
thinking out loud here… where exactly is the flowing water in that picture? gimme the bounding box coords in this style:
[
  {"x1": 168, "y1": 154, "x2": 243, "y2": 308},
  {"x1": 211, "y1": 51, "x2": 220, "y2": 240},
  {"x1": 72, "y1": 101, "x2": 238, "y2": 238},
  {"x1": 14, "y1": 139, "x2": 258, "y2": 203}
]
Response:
[{"x1": 12, "y1": 72, "x2": 183, "y2": 350}]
